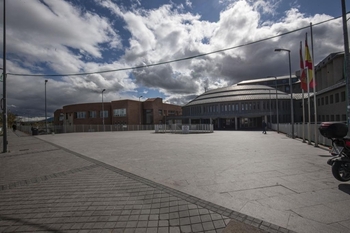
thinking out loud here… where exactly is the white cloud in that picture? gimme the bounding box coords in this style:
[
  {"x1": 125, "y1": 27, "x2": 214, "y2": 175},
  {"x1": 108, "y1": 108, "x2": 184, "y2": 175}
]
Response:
[{"x1": 0, "y1": 0, "x2": 345, "y2": 117}]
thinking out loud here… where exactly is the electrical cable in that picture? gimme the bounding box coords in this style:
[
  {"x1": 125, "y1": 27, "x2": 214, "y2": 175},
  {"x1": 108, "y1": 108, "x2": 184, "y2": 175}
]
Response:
[{"x1": 7, "y1": 15, "x2": 341, "y2": 77}]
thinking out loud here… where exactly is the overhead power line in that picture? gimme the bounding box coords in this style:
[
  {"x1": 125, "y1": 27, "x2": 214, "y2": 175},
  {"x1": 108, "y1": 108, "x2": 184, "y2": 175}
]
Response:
[{"x1": 8, "y1": 15, "x2": 341, "y2": 77}]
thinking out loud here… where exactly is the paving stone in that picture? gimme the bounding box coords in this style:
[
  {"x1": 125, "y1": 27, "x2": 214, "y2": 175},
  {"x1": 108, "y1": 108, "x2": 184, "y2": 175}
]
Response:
[{"x1": 0, "y1": 131, "x2": 293, "y2": 233}]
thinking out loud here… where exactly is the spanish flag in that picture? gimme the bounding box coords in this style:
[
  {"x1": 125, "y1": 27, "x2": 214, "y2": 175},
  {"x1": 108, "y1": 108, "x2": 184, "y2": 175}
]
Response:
[{"x1": 305, "y1": 33, "x2": 316, "y2": 88}]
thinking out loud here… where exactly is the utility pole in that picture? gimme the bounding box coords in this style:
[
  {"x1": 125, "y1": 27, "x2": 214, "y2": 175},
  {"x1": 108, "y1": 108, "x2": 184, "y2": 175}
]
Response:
[
  {"x1": 2, "y1": 0, "x2": 7, "y2": 152},
  {"x1": 342, "y1": 0, "x2": 350, "y2": 133}
]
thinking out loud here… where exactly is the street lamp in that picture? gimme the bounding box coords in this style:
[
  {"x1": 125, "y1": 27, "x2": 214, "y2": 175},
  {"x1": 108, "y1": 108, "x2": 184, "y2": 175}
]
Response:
[
  {"x1": 138, "y1": 95, "x2": 142, "y2": 126},
  {"x1": 102, "y1": 89, "x2": 105, "y2": 131},
  {"x1": 45, "y1": 80, "x2": 48, "y2": 134},
  {"x1": 267, "y1": 75, "x2": 279, "y2": 133},
  {"x1": 274, "y1": 48, "x2": 294, "y2": 138},
  {"x1": 2, "y1": 0, "x2": 7, "y2": 152},
  {"x1": 275, "y1": 76, "x2": 279, "y2": 133},
  {"x1": 269, "y1": 89, "x2": 272, "y2": 126}
]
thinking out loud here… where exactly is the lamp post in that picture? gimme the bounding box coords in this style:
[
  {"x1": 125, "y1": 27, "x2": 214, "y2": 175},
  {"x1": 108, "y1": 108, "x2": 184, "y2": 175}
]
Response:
[
  {"x1": 274, "y1": 48, "x2": 294, "y2": 138},
  {"x1": 138, "y1": 95, "x2": 142, "y2": 126},
  {"x1": 275, "y1": 76, "x2": 279, "y2": 133},
  {"x1": 267, "y1": 75, "x2": 279, "y2": 133},
  {"x1": 269, "y1": 90, "x2": 272, "y2": 127},
  {"x1": 102, "y1": 89, "x2": 105, "y2": 131},
  {"x1": 45, "y1": 80, "x2": 48, "y2": 134},
  {"x1": 3, "y1": 0, "x2": 7, "y2": 152}
]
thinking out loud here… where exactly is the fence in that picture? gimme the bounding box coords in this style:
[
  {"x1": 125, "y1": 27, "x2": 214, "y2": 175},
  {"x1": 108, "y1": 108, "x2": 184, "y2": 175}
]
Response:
[
  {"x1": 18, "y1": 123, "x2": 330, "y2": 146},
  {"x1": 17, "y1": 124, "x2": 155, "y2": 135},
  {"x1": 270, "y1": 122, "x2": 332, "y2": 147},
  {"x1": 155, "y1": 124, "x2": 213, "y2": 133}
]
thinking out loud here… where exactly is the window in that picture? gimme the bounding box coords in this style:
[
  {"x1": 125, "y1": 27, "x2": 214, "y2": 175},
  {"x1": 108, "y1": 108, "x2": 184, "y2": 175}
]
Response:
[
  {"x1": 76, "y1": 112, "x2": 86, "y2": 119},
  {"x1": 225, "y1": 105, "x2": 227, "y2": 112},
  {"x1": 113, "y1": 108, "x2": 126, "y2": 117},
  {"x1": 317, "y1": 99, "x2": 320, "y2": 106},
  {"x1": 341, "y1": 91, "x2": 346, "y2": 102},
  {"x1": 335, "y1": 93, "x2": 340, "y2": 103},
  {"x1": 331, "y1": 115, "x2": 334, "y2": 121},
  {"x1": 90, "y1": 111, "x2": 97, "y2": 118},
  {"x1": 158, "y1": 109, "x2": 163, "y2": 115},
  {"x1": 325, "y1": 96, "x2": 328, "y2": 105},
  {"x1": 59, "y1": 113, "x2": 64, "y2": 121},
  {"x1": 336, "y1": 115, "x2": 340, "y2": 121},
  {"x1": 330, "y1": 95, "x2": 334, "y2": 104},
  {"x1": 321, "y1": 97, "x2": 324, "y2": 105},
  {"x1": 100, "y1": 110, "x2": 108, "y2": 118}
]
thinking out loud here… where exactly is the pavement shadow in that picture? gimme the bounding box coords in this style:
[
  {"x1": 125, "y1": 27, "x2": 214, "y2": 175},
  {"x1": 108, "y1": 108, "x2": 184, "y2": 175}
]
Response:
[
  {"x1": 338, "y1": 184, "x2": 350, "y2": 195},
  {"x1": 0, "y1": 215, "x2": 64, "y2": 232},
  {"x1": 318, "y1": 154, "x2": 333, "y2": 157}
]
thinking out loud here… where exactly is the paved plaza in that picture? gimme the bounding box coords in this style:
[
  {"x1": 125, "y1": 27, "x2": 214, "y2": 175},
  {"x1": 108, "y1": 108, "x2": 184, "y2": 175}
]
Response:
[{"x1": 1, "y1": 129, "x2": 350, "y2": 233}]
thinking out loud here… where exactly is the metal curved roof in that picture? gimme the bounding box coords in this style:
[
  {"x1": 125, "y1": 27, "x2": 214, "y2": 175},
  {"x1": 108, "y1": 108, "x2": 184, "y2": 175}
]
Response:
[{"x1": 185, "y1": 84, "x2": 290, "y2": 107}]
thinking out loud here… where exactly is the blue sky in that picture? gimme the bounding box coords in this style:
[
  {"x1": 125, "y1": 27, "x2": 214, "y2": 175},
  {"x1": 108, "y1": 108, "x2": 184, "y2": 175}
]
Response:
[{"x1": 0, "y1": 0, "x2": 349, "y2": 119}]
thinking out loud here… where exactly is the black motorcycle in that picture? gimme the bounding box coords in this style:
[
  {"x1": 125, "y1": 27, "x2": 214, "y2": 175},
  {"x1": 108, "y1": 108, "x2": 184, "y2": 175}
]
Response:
[{"x1": 319, "y1": 122, "x2": 350, "y2": 182}]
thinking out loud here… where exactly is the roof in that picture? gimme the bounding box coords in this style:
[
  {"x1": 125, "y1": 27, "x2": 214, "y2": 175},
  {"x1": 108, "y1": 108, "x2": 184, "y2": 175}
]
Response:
[
  {"x1": 185, "y1": 84, "x2": 290, "y2": 107},
  {"x1": 236, "y1": 75, "x2": 294, "y2": 85}
]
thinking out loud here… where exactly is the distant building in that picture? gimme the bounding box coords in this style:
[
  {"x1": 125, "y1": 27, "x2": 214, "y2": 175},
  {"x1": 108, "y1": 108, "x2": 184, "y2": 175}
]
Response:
[
  {"x1": 54, "y1": 97, "x2": 182, "y2": 126},
  {"x1": 182, "y1": 52, "x2": 347, "y2": 130}
]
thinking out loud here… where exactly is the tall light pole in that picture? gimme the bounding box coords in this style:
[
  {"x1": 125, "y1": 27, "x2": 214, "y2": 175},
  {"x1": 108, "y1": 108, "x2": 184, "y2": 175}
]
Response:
[
  {"x1": 342, "y1": 0, "x2": 350, "y2": 135},
  {"x1": 102, "y1": 89, "x2": 105, "y2": 131},
  {"x1": 45, "y1": 80, "x2": 48, "y2": 134},
  {"x1": 3, "y1": 0, "x2": 7, "y2": 152},
  {"x1": 138, "y1": 95, "x2": 142, "y2": 126},
  {"x1": 269, "y1": 89, "x2": 272, "y2": 126},
  {"x1": 275, "y1": 76, "x2": 279, "y2": 133},
  {"x1": 267, "y1": 76, "x2": 279, "y2": 133},
  {"x1": 275, "y1": 48, "x2": 294, "y2": 138}
]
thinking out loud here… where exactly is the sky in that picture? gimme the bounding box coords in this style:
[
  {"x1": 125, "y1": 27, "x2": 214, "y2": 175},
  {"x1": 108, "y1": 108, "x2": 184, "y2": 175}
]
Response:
[{"x1": 0, "y1": 0, "x2": 349, "y2": 119}]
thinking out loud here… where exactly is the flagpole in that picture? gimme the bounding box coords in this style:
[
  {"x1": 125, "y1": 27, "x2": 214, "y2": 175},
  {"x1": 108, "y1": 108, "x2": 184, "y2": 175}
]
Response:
[
  {"x1": 307, "y1": 68, "x2": 311, "y2": 145},
  {"x1": 302, "y1": 89, "x2": 305, "y2": 143},
  {"x1": 300, "y1": 41, "x2": 306, "y2": 143},
  {"x1": 310, "y1": 23, "x2": 318, "y2": 147}
]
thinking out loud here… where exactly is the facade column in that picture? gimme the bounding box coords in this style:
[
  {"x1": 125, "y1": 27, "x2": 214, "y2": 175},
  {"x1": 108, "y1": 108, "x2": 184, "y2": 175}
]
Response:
[{"x1": 235, "y1": 116, "x2": 238, "y2": 130}]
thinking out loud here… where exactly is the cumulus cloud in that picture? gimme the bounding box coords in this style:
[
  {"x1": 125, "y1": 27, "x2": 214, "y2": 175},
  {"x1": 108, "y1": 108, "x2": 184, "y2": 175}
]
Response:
[{"x1": 0, "y1": 0, "x2": 345, "y2": 118}]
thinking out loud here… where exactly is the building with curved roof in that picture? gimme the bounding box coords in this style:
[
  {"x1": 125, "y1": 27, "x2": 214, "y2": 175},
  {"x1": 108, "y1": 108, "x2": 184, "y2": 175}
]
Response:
[
  {"x1": 183, "y1": 84, "x2": 292, "y2": 130},
  {"x1": 182, "y1": 52, "x2": 348, "y2": 131}
]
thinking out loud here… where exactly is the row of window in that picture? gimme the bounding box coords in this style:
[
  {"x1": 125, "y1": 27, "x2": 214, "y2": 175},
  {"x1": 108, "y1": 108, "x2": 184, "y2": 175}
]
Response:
[
  {"x1": 189, "y1": 101, "x2": 290, "y2": 115},
  {"x1": 318, "y1": 114, "x2": 346, "y2": 122},
  {"x1": 318, "y1": 91, "x2": 345, "y2": 106},
  {"x1": 75, "y1": 108, "x2": 126, "y2": 119}
]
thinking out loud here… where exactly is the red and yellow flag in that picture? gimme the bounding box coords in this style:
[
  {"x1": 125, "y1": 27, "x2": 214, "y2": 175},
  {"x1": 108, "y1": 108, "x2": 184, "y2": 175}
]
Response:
[
  {"x1": 299, "y1": 41, "x2": 307, "y2": 91},
  {"x1": 305, "y1": 33, "x2": 316, "y2": 89}
]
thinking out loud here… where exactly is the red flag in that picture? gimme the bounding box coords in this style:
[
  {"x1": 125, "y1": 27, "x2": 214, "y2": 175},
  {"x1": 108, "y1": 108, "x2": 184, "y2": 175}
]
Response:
[
  {"x1": 305, "y1": 33, "x2": 316, "y2": 88},
  {"x1": 299, "y1": 41, "x2": 307, "y2": 91}
]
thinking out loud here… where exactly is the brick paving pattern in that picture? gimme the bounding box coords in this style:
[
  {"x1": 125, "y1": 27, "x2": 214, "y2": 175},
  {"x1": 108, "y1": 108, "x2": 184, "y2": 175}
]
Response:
[{"x1": 0, "y1": 131, "x2": 293, "y2": 232}]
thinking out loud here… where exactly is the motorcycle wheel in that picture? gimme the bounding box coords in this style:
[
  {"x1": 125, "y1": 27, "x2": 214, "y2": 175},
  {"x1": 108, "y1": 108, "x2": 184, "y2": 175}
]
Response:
[{"x1": 332, "y1": 162, "x2": 350, "y2": 182}]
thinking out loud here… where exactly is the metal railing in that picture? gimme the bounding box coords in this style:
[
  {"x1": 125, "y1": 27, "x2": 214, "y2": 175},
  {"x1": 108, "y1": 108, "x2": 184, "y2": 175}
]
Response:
[
  {"x1": 270, "y1": 122, "x2": 332, "y2": 147},
  {"x1": 17, "y1": 124, "x2": 155, "y2": 135},
  {"x1": 155, "y1": 124, "x2": 213, "y2": 133}
]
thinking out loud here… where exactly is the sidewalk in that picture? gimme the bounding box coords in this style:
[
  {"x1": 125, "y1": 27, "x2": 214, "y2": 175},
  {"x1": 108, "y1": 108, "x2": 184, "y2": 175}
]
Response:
[{"x1": 0, "y1": 130, "x2": 291, "y2": 233}]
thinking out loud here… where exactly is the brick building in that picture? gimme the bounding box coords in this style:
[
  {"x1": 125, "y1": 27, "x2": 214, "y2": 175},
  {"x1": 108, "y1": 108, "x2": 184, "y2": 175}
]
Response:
[{"x1": 54, "y1": 98, "x2": 182, "y2": 126}]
